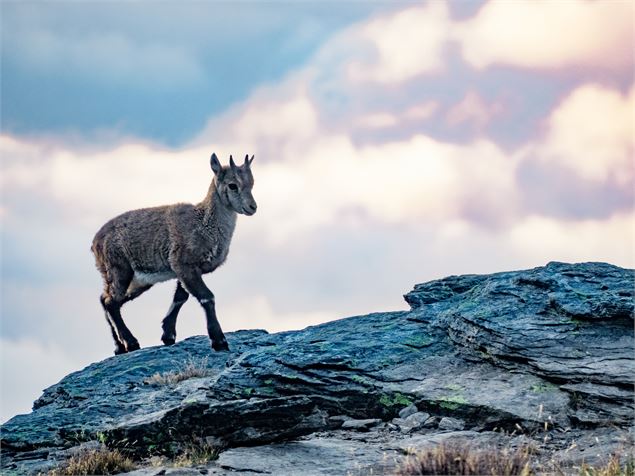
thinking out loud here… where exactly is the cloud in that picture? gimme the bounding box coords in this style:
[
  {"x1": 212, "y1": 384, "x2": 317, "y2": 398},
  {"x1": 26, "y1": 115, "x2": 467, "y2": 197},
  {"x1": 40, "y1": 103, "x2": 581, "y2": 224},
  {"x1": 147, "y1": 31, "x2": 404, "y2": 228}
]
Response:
[
  {"x1": 507, "y1": 211, "x2": 634, "y2": 266},
  {"x1": 353, "y1": 102, "x2": 439, "y2": 131},
  {"x1": 446, "y1": 91, "x2": 503, "y2": 129},
  {"x1": 348, "y1": 1, "x2": 451, "y2": 83},
  {"x1": 1, "y1": 338, "x2": 78, "y2": 423},
  {"x1": 0, "y1": 137, "x2": 213, "y2": 227},
  {"x1": 538, "y1": 84, "x2": 634, "y2": 184},
  {"x1": 231, "y1": 88, "x2": 319, "y2": 145},
  {"x1": 515, "y1": 82, "x2": 634, "y2": 220},
  {"x1": 456, "y1": 0, "x2": 634, "y2": 72},
  {"x1": 312, "y1": 0, "x2": 633, "y2": 91},
  {"x1": 404, "y1": 102, "x2": 438, "y2": 121},
  {"x1": 3, "y1": 86, "x2": 631, "y2": 242},
  {"x1": 354, "y1": 112, "x2": 399, "y2": 129},
  {"x1": 221, "y1": 295, "x2": 338, "y2": 334}
]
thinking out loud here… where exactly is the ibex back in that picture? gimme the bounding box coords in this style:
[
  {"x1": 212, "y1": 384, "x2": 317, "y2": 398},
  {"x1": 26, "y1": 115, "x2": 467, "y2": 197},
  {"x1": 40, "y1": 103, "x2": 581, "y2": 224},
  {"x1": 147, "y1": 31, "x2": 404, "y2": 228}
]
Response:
[{"x1": 91, "y1": 153, "x2": 257, "y2": 355}]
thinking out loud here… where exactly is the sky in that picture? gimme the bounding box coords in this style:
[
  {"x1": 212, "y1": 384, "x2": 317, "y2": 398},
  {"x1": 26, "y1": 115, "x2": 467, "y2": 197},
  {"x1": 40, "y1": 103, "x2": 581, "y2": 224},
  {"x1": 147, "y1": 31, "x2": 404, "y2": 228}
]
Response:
[{"x1": 1, "y1": 0, "x2": 633, "y2": 423}]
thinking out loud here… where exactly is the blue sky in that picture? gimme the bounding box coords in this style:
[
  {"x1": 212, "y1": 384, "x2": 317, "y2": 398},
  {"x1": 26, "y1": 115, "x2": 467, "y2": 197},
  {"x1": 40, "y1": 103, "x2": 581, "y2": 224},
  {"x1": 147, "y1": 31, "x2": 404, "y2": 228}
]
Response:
[
  {"x1": 2, "y1": 2, "x2": 397, "y2": 145},
  {"x1": 1, "y1": 1, "x2": 633, "y2": 423}
]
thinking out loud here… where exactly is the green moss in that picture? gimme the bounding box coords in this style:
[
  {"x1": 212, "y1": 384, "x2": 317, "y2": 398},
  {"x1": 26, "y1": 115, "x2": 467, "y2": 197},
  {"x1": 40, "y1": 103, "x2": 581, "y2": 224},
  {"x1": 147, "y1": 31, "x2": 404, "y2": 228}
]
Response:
[
  {"x1": 263, "y1": 379, "x2": 274, "y2": 385},
  {"x1": 351, "y1": 375, "x2": 369, "y2": 385},
  {"x1": 242, "y1": 388, "x2": 254, "y2": 396},
  {"x1": 438, "y1": 395, "x2": 468, "y2": 410},
  {"x1": 379, "y1": 392, "x2": 414, "y2": 408},
  {"x1": 445, "y1": 383, "x2": 463, "y2": 392}
]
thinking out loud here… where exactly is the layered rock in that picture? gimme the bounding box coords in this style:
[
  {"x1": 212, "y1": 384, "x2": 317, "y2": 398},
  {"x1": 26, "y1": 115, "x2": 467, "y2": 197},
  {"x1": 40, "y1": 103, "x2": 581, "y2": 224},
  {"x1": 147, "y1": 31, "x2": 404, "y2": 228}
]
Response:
[{"x1": 2, "y1": 262, "x2": 633, "y2": 475}]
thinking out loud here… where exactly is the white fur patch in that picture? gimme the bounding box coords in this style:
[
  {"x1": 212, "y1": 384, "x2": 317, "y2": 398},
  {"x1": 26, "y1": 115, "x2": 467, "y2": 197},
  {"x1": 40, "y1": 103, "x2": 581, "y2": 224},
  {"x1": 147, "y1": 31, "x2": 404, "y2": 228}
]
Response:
[{"x1": 132, "y1": 270, "x2": 176, "y2": 286}]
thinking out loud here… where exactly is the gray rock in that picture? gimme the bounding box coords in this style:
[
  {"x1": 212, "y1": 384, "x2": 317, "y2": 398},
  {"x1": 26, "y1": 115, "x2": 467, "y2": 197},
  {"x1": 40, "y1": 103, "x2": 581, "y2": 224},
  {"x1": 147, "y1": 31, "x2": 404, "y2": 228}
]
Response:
[
  {"x1": 405, "y1": 412, "x2": 430, "y2": 426},
  {"x1": 213, "y1": 437, "x2": 401, "y2": 476},
  {"x1": 398, "y1": 404, "x2": 419, "y2": 419},
  {"x1": 392, "y1": 412, "x2": 431, "y2": 433},
  {"x1": 340, "y1": 418, "x2": 381, "y2": 431},
  {"x1": 438, "y1": 417, "x2": 465, "y2": 431},
  {"x1": 1, "y1": 262, "x2": 633, "y2": 475},
  {"x1": 422, "y1": 416, "x2": 438, "y2": 428}
]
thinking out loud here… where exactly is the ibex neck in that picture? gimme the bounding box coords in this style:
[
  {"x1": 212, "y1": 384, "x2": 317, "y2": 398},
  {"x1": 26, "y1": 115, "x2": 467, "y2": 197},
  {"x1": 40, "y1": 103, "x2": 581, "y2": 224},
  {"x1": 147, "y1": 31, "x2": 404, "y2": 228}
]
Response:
[{"x1": 199, "y1": 182, "x2": 237, "y2": 232}]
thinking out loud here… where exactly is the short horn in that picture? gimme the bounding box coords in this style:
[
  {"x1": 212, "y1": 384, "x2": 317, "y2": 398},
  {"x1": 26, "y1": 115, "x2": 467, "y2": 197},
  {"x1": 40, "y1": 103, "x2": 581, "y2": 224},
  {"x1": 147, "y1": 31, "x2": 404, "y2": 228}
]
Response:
[
  {"x1": 244, "y1": 154, "x2": 249, "y2": 166},
  {"x1": 229, "y1": 155, "x2": 238, "y2": 172},
  {"x1": 248, "y1": 155, "x2": 255, "y2": 165}
]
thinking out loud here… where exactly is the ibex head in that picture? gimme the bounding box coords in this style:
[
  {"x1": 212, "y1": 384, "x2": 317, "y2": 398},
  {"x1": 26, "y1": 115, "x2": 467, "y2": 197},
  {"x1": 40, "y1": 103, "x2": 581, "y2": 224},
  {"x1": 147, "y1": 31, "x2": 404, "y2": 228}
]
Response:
[{"x1": 210, "y1": 153, "x2": 257, "y2": 216}]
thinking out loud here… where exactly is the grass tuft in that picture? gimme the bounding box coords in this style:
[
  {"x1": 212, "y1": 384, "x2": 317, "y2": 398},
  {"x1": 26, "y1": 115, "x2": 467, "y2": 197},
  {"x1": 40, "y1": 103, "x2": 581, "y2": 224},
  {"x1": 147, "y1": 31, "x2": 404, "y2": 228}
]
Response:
[
  {"x1": 173, "y1": 441, "x2": 219, "y2": 467},
  {"x1": 398, "y1": 441, "x2": 532, "y2": 476},
  {"x1": 579, "y1": 453, "x2": 635, "y2": 476},
  {"x1": 144, "y1": 359, "x2": 212, "y2": 386},
  {"x1": 49, "y1": 448, "x2": 136, "y2": 475}
]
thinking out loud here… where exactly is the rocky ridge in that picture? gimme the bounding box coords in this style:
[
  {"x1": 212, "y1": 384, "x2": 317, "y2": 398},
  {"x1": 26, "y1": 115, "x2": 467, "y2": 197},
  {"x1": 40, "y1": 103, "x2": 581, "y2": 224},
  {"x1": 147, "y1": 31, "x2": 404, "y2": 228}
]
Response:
[{"x1": 1, "y1": 262, "x2": 633, "y2": 474}]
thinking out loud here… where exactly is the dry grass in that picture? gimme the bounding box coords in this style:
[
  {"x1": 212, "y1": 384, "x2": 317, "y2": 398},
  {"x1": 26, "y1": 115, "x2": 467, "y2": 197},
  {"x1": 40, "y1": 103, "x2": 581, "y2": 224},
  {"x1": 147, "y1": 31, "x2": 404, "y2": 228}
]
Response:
[
  {"x1": 144, "y1": 359, "x2": 212, "y2": 386},
  {"x1": 398, "y1": 440, "x2": 635, "y2": 476},
  {"x1": 398, "y1": 441, "x2": 532, "y2": 476},
  {"x1": 173, "y1": 441, "x2": 219, "y2": 467},
  {"x1": 578, "y1": 453, "x2": 635, "y2": 476},
  {"x1": 49, "y1": 448, "x2": 136, "y2": 475}
]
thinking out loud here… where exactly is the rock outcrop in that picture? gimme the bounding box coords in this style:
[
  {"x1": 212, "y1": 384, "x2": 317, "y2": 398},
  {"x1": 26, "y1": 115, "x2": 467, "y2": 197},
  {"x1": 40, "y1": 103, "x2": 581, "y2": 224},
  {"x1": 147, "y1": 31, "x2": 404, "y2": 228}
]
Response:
[{"x1": 2, "y1": 262, "x2": 633, "y2": 474}]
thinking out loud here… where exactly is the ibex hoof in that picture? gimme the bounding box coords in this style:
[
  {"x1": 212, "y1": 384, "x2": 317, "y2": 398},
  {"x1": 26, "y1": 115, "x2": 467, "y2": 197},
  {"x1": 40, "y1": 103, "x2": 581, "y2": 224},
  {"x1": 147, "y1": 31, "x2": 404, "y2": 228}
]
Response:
[
  {"x1": 162, "y1": 335, "x2": 176, "y2": 346},
  {"x1": 211, "y1": 338, "x2": 229, "y2": 352},
  {"x1": 114, "y1": 345, "x2": 127, "y2": 355},
  {"x1": 126, "y1": 341, "x2": 141, "y2": 352}
]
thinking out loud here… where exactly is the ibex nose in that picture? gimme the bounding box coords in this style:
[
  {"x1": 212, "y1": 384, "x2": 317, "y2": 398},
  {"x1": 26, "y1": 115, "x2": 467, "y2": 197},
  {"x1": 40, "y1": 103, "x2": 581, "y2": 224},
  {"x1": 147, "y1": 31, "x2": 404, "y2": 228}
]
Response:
[{"x1": 246, "y1": 202, "x2": 257, "y2": 215}]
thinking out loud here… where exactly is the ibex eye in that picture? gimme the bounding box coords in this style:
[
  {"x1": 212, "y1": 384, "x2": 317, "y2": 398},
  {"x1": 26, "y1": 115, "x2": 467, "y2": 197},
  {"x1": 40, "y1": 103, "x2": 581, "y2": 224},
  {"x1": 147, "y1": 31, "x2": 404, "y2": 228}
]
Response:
[{"x1": 228, "y1": 183, "x2": 238, "y2": 191}]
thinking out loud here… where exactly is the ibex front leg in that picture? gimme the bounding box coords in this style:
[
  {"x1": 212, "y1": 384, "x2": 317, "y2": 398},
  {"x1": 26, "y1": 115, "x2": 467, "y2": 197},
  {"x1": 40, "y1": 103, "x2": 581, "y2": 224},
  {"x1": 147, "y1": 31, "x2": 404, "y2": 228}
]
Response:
[
  {"x1": 161, "y1": 281, "x2": 189, "y2": 346},
  {"x1": 178, "y1": 270, "x2": 229, "y2": 352}
]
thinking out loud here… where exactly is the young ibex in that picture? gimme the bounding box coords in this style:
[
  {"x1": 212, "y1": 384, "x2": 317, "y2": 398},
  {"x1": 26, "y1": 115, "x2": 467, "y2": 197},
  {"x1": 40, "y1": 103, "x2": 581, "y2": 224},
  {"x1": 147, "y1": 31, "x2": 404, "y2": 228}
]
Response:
[{"x1": 91, "y1": 153, "x2": 257, "y2": 355}]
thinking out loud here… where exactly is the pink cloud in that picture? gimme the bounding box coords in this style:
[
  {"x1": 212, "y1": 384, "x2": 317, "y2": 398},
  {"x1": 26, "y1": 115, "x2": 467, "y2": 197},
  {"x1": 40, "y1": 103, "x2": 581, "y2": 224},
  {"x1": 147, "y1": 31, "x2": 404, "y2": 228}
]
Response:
[
  {"x1": 532, "y1": 83, "x2": 634, "y2": 184},
  {"x1": 456, "y1": 0, "x2": 633, "y2": 72},
  {"x1": 446, "y1": 91, "x2": 503, "y2": 130}
]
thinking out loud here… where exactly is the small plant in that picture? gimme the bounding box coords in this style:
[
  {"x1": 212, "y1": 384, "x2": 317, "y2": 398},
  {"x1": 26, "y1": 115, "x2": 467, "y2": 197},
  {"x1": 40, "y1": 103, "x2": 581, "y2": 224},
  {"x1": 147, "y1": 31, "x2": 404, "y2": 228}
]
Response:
[
  {"x1": 50, "y1": 448, "x2": 136, "y2": 475},
  {"x1": 144, "y1": 359, "x2": 212, "y2": 386},
  {"x1": 398, "y1": 441, "x2": 532, "y2": 476},
  {"x1": 173, "y1": 441, "x2": 219, "y2": 467}
]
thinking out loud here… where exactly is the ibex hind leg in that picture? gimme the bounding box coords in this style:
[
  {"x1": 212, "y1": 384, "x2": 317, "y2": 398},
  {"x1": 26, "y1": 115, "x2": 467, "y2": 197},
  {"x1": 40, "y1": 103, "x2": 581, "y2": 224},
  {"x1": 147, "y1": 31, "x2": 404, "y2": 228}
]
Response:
[
  {"x1": 100, "y1": 265, "x2": 141, "y2": 354},
  {"x1": 101, "y1": 302, "x2": 127, "y2": 355}
]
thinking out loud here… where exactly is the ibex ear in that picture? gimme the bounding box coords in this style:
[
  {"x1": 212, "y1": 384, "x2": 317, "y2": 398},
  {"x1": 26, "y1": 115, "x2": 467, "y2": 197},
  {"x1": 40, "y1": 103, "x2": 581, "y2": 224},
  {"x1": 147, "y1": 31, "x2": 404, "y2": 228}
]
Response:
[
  {"x1": 229, "y1": 155, "x2": 239, "y2": 174},
  {"x1": 210, "y1": 153, "x2": 222, "y2": 176},
  {"x1": 244, "y1": 154, "x2": 250, "y2": 166}
]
